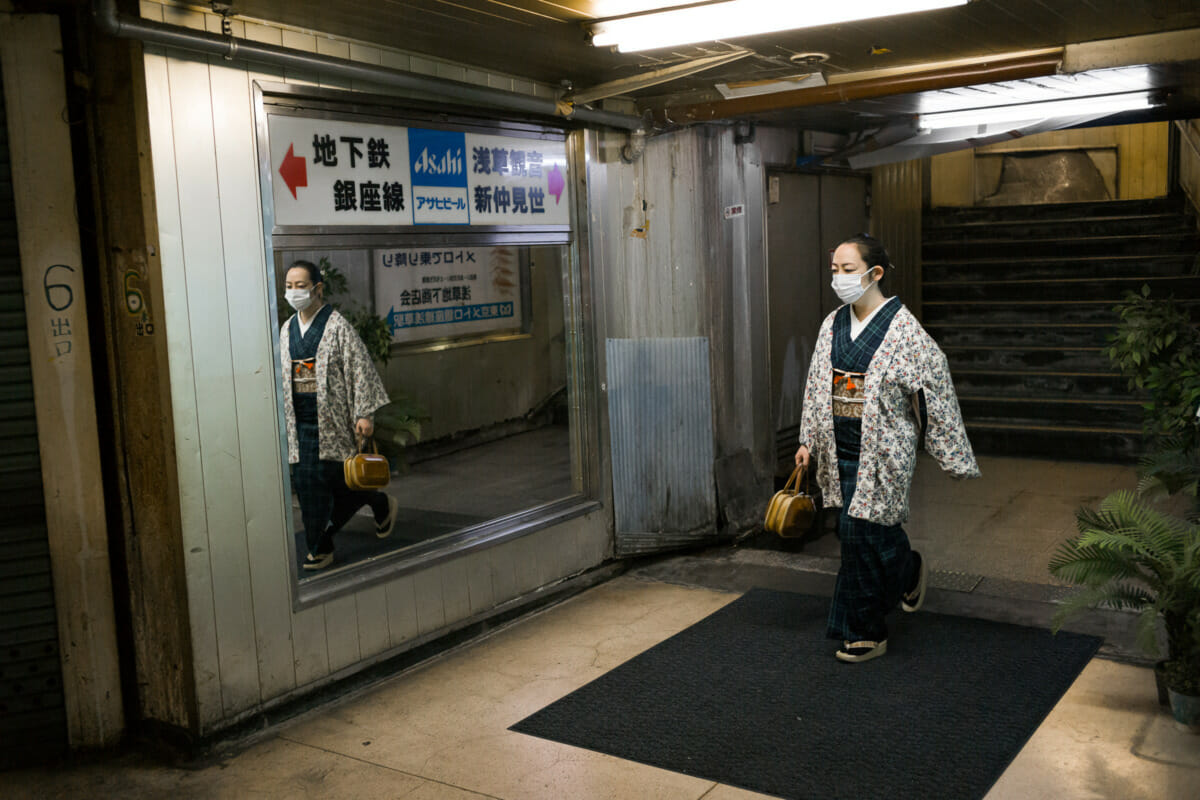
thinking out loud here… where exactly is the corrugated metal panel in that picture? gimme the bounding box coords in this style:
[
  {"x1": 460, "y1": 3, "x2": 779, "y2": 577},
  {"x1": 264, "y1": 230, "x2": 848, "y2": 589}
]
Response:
[
  {"x1": 872, "y1": 161, "x2": 924, "y2": 320},
  {"x1": 0, "y1": 64, "x2": 67, "y2": 767},
  {"x1": 607, "y1": 337, "x2": 717, "y2": 556}
]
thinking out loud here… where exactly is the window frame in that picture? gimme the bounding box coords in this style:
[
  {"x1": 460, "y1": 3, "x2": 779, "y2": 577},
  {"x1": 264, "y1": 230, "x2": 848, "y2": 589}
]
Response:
[{"x1": 253, "y1": 82, "x2": 602, "y2": 611}]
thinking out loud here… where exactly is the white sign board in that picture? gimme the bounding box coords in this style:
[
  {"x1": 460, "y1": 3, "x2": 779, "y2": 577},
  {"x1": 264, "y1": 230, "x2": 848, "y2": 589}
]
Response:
[
  {"x1": 267, "y1": 114, "x2": 570, "y2": 227},
  {"x1": 374, "y1": 246, "x2": 523, "y2": 343}
]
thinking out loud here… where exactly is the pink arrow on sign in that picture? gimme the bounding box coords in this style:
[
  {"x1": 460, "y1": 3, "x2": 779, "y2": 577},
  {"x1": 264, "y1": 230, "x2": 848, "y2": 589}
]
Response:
[
  {"x1": 279, "y1": 143, "x2": 307, "y2": 199},
  {"x1": 547, "y1": 164, "x2": 566, "y2": 204}
]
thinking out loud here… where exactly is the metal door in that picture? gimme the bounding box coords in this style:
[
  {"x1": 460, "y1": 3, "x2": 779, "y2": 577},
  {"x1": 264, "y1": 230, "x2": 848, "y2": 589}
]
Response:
[
  {"x1": 766, "y1": 172, "x2": 868, "y2": 476},
  {"x1": 0, "y1": 65, "x2": 68, "y2": 768}
]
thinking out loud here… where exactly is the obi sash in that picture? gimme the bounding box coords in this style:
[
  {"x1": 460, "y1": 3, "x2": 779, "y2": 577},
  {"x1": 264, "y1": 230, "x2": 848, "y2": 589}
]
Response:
[{"x1": 289, "y1": 304, "x2": 333, "y2": 394}]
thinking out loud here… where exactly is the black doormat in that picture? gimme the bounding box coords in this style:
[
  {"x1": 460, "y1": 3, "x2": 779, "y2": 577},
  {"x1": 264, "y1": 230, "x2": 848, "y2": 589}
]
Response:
[{"x1": 510, "y1": 589, "x2": 1101, "y2": 800}]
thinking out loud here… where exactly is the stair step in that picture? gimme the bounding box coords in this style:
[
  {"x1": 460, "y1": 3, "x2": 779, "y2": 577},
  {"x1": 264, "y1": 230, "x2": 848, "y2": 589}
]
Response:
[
  {"x1": 930, "y1": 324, "x2": 1115, "y2": 348},
  {"x1": 924, "y1": 197, "x2": 1184, "y2": 225},
  {"x1": 922, "y1": 197, "x2": 1195, "y2": 464},
  {"x1": 922, "y1": 214, "x2": 1194, "y2": 242},
  {"x1": 951, "y1": 370, "x2": 1133, "y2": 398},
  {"x1": 923, "y1": 232, "x2": 1199, "y2": 260},
  {"x1": 963, "y1": 423, "x2": 1142, "y2": 463},
  {"x1": 922, "y1": 253, "x2": 1197, "y2": 283},
  {"x1": 945, "y1": 346, "x2": 1114, "y2": 373},
  {"x1": 958, "y1": 396, "x2": 1142, "y2": 428},
  {"x1": 923, "y1": 275, "x2": 1200, "y2": 303}
]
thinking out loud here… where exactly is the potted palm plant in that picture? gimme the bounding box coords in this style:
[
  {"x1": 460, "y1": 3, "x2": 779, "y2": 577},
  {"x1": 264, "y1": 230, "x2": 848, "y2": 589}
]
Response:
[
  {"x1": 1049, "y1": 491, "x2": 1200, "y2": 731},
  {"x1": 1050, "y1": 284, "x2": 1200, "y2": 730}
]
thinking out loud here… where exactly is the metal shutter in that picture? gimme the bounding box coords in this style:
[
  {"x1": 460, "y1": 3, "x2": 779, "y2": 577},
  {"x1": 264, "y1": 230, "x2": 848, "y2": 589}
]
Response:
[{"x1": 0, "y1": 63, "x2": 68, "y2": 767}]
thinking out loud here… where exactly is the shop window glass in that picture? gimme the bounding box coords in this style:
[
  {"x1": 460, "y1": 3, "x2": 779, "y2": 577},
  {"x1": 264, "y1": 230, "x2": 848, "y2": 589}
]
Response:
[{"x1": 273, "y1": 243, "x2": 575, "y2": 579}]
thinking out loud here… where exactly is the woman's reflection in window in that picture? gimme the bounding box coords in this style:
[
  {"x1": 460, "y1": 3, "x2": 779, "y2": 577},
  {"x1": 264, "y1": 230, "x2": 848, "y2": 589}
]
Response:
[{"x1": 280, "y1": 260, "x2": 399, "y2": 572}]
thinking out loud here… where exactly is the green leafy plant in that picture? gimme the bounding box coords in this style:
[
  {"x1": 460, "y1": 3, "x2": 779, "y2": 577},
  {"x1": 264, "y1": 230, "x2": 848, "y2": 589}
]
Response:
[
  {"x1": 319, "y1": 260, "x2": 393, "y2": 366},
  {"x1": 1107, "y1": 285, "x2": 1200, "y2": 450},
  {"x1": 374, "y1": 394, "x2": 429, "y2": 457},
  {"x1": 320, "y1": 259, "x2": 430, "y2": 454},
  {"x1": 1050, "y1": 491, "x2": 1200, "y2": 694},
  {"x1": 1136, "y1": 435, "x2": 1200, "y2": 518}
]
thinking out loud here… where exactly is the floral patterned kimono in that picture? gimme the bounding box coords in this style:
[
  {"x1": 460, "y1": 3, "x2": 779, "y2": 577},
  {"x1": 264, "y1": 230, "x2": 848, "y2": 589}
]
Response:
[
  {"x1": 280, "y1": 305, "x2": 390, "y2": 558},
  {"x1": 799, "y1": 297, "x2": 979, "y2": 642}
]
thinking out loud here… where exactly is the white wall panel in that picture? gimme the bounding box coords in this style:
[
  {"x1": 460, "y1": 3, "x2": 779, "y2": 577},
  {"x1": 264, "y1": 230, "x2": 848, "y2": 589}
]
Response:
[
  {"x1": 292, "y1": 605, "x2": 330, "y2": 688},
  {"x1": 487, "y1": 543, "x2": 519, "y2": 607},
  {"x1": 465, "y1": 555, "x2": 495, "y2": 616},
  {"x1": 164, "y1": 52, "x2": 261, "y2": 718},
  {"x1": 140, "y1": 0, "x2": 611, "y2": 733},
  {"x1": 385, "y1": 576, "x2": 420, "y2": 649},
  {"x1": 142, "y1": 46, "x2": 224, "y2": 723},
  {"x1": 324, "y1": 595, "x2": 361, "y2": 674},
  {"x1": 441, "y1": 558, "x2": 473, "y2": 626},
  {"x1": 356, "y1": 587, "x2": 391, "y2": 661},
  {"x1": 510, "y1": 532, "x2": 544, "y2": 596},
  {"x1": 211, "y1": 60, "x2": 298, "y2": 705},
  {"x1": 413, "y1": 565, "x2": 448, "y2": 636}
]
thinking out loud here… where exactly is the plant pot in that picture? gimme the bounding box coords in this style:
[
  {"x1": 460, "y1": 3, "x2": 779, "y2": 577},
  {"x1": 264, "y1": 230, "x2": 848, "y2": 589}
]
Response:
[
  {"x1": 1167, "y1": 687, "x2": 1200, "y2": 733},
  {"x1": 1154, "y1": 660, "x2": 1170, "y2": 707}
]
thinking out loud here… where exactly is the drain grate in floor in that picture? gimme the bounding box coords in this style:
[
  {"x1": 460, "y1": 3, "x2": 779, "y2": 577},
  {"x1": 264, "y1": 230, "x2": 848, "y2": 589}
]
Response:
[{"x1": 930, "y1": 570, "x2": 984, "y2": 593}]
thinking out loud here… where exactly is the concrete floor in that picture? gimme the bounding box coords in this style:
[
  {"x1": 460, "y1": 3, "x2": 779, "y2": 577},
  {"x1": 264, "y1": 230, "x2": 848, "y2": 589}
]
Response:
[
  {"x1": 770, "y1": 452, "x2": 1147, "y2": 587},
  {"x1": 7, "y1": 451, "x2": 1199, "y2": 797},
  {"x1": 3, "y1": 575, "x2": 1198, "y2": 799}
]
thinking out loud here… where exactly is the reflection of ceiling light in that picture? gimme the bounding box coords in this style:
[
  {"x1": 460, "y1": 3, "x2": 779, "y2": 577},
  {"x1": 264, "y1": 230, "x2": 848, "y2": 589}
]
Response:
[
  {"x1": 917, "y1": 91, "x2": 1161, "y2": 130},
  {"x1": 918, "y1": 66, "x2": 1154, "y2": 114},
  {"x1": 588, "y1": 0, "x2": 969, "y2": 53}
]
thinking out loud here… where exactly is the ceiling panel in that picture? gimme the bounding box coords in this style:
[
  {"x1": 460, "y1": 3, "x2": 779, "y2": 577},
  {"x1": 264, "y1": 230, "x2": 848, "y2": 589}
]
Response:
[
  {"x1": 219, "y1": 1, "x2": 1200, "y2": 90},
  {"x1": 188, "y1": 0, "x2": 1200, "y2": 131}
]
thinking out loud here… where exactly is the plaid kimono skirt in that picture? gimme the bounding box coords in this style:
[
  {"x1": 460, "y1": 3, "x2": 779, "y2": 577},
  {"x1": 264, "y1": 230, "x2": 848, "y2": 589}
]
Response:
[
  {"x1": 826, "y1": 416, "x2": 919, "y2": 642},
  {"x1": 293, "y1": 393, "x2": 336, "y2": 555},
  {"x1": 293, "y1": 392, "x2": 389, "y2": 557}
]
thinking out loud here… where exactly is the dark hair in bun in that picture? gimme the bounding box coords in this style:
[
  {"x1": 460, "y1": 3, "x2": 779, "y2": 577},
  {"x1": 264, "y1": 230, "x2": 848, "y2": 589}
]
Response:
[{"x1": 839, "y1": 234, "x2": 893, "y2": 271}]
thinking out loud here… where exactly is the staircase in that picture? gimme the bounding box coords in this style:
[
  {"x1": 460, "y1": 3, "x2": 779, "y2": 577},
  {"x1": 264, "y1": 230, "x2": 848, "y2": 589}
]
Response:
[{"x1": 921, "y1": 197, "x2": 1200, "y2": 462}]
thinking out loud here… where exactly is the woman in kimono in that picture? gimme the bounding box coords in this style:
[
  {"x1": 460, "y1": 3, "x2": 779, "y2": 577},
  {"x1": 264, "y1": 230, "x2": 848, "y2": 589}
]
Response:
[
  {"x1": 795, "y1": 234, "x2": 978, "y2": 663},
  {"x1": 281, "y1": 260, "x2": 398, "y2": 571}
]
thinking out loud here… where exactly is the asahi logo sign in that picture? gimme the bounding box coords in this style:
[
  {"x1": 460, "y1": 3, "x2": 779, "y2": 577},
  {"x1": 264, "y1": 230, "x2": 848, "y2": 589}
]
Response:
[{"x1": 412, "y1": 145, "x2": 464, "y2": 178}]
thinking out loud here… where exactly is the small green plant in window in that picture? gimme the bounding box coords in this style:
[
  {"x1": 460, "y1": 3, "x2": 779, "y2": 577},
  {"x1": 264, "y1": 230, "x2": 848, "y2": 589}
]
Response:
[{"x1": 318, "y1": 258, "x2": 393, "y2": 366}]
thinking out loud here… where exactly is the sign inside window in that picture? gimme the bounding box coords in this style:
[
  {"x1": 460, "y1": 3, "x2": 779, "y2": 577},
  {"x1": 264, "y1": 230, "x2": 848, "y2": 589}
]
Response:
[
  {"x1": 267, "y1": 114, "x2": 570, "y2": 227},
  {"x1": 375, "y1": 246, "x2": 523, "y2": 343}
]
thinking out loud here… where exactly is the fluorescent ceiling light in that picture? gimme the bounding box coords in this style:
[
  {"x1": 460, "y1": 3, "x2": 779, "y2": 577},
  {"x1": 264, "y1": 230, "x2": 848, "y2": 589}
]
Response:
[
  {"x1": 589, "y1": 0, "x2": 969, "y2": 53},
  {"x1": 917, "y1": 91, "x2": 1161, "y2": 130}
]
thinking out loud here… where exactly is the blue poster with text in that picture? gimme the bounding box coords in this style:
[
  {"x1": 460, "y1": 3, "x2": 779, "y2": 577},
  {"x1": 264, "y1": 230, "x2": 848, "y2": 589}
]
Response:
[{"x1": 408, "y1": 128, "x2": 470, "y2": 224}]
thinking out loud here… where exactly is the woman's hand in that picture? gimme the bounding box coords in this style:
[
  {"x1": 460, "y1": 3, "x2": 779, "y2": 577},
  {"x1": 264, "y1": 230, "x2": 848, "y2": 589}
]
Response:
[
  {"x1": 794, "y1": 445, "x2": 810, "y2": 470},
  {"x1": 355, "y1": 417, "x2": 374, "y2": 438}
]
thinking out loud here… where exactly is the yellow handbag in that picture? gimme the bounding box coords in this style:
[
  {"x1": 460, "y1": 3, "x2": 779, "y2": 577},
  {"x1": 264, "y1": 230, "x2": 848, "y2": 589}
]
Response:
[
  {"x1": 344, "y1": 436, "x2": 391, "y2": 491},
  {"x1": 764, "y1": 465, "x2": 816, "y2": 538}
]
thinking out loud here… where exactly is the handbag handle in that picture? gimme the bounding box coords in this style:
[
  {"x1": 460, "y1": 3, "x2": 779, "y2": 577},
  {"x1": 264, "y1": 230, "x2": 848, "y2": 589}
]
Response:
[
  {"x1": 356, "y1": 434, "x2": 379, "y2": 455},
  {"x1": 784, "y1": 464, "x2": 809, "y2": 494}
]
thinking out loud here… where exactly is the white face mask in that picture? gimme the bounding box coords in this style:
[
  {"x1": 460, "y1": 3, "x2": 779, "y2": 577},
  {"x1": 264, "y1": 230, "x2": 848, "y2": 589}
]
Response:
[
  {"x1": 285, "y1": 288, "x2": 314, "y2": 312},
  {"x1": 831, "y1": 270, "x2": 876, "y2": 305}
]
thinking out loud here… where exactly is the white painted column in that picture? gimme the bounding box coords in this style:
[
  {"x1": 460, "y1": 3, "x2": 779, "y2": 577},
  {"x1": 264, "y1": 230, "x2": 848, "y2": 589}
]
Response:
[{"x1": 0, "y1": 13, "x2": 124, "y2": 748}]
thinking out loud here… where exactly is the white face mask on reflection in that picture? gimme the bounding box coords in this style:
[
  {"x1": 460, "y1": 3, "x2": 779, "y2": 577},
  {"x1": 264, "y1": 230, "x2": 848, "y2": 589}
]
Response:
[
  {"x1": 286, "y1": 288, "x2": 314, "y2": 312},
  {"x1": 831, "y1": 271, "x2": 875, "y2": 305}
]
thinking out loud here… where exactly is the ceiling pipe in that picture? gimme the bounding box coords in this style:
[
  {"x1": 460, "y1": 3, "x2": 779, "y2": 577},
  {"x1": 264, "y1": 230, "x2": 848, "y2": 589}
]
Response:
[
  {"x1": 657, "y1": 51, "x2": 1064, "y2": 125},
  {"x1": 92, "y1": 0, "x2": 646, "y2": 132}
]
